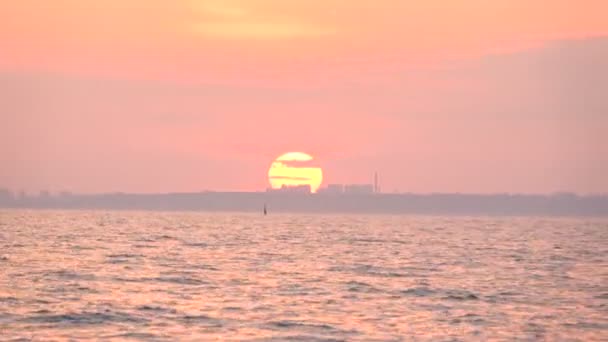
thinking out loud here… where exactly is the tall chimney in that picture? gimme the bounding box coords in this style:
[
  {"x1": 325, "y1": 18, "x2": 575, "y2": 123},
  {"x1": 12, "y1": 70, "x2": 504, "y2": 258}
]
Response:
[{"x1": 374, "y1": 172, "x2": 378, "y2": 194}]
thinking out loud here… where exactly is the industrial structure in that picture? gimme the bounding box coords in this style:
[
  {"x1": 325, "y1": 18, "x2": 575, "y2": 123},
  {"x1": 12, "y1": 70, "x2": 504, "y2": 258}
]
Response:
[{"x1": 317, "y1": 172, "x2": 381, "y2": 195}]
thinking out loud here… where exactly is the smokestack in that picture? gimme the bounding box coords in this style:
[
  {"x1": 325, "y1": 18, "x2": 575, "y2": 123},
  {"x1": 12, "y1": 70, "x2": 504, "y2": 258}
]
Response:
[{"x1": 374, "y1": 172, "x2": 379, "y2": 194}]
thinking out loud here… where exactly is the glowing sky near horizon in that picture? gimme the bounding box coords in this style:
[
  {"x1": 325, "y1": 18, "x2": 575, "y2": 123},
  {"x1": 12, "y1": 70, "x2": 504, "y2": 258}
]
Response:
[{"x1": 1, "y1": 1, "x2": 607, "y2": 194}]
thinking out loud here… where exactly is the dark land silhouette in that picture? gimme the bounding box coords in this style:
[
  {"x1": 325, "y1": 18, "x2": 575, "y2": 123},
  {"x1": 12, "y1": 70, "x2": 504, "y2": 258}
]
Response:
[{"x1": 1, "y1": 189, "x2": 606, "y2": 216}]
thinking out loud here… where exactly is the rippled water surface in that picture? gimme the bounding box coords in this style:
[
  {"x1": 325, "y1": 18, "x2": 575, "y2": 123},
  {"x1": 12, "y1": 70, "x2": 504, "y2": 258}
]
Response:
[{"x1": 1, "y1": 210, "x2": 607, "y2": 341}]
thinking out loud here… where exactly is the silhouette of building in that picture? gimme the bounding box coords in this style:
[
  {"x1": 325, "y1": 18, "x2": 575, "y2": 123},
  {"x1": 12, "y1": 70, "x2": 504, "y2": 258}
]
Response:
[
  {"x1": 59, "y1": 191, "x2": 73, "y2": 198},
  {"x1": 344, "y1": 184, "x2": 374, "y2": 194},
  {"x1": 318, "y1": 183, "x2": 375, "y2": 194},
  {"x1": 0, "y1": 188, "x2": 13, "y2": 205},
  {"x1": 266, "y1": 184, "x2": 312, "y2": 194},
  {"x1": 320, "y1": 184, "x2": 344, "y2": 194}
]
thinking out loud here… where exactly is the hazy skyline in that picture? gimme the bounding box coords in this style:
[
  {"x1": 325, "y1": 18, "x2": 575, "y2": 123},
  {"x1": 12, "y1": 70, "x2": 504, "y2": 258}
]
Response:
[{"x1": 2, "y1": 1, "x2": 607, "y2": 194}]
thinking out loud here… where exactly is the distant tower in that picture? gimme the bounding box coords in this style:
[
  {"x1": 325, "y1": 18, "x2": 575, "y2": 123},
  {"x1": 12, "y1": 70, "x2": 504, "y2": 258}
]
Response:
[{"x1": 374, "y1": 172, "x2": 379, "y2": 194}]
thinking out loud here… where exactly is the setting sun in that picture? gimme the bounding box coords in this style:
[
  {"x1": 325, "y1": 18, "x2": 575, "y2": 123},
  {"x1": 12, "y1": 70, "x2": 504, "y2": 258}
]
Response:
[{"x1": 268, "y1": 152, "x2": 323, "y2": 193}]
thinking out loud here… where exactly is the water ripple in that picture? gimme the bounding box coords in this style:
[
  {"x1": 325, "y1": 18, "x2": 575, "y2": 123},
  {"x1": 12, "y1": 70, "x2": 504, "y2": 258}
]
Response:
[{"x1": 0, "y1": 211, "x2": 606, "y2": 341}]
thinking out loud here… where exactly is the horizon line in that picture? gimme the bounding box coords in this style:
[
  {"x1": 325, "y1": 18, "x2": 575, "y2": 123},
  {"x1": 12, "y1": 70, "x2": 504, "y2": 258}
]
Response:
[{"x1": 2, "y1": 189, "x2": 607, "y2": 198}]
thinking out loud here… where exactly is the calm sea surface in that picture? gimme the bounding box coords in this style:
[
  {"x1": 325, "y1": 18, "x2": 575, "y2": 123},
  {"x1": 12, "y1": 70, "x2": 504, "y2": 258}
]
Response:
[{"x1": 0, "y1": 210, "x2": 606, "y2": 341}]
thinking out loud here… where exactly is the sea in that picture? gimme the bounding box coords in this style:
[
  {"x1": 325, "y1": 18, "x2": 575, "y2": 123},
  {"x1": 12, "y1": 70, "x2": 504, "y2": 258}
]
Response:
[{"x1": 0, "y1": 210, "x2": 606, "y2": 341}]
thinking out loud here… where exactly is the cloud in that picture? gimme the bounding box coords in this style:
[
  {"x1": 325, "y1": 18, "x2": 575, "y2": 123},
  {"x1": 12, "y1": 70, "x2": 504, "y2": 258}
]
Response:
[
  {"x1": 272, "y1": 160, "x2": 321, "y2": 168},
  {"x1": 196, "y1": 1, "x2": 248, "y2": 18},
  {"x1": 193, "y1": 21, "x2": 333, "y2": 40},
  {"x1": 268, "y1": 176, "x2": 313, "y2": 181},
  {"x1": 191, "y1": 0, "x2": 333, "y2": 40}
]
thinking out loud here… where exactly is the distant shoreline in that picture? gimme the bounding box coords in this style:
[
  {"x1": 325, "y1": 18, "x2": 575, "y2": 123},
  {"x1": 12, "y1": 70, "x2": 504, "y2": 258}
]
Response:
[{"x1": 1, "y1": 192, "x2": 606, "y2": 217}]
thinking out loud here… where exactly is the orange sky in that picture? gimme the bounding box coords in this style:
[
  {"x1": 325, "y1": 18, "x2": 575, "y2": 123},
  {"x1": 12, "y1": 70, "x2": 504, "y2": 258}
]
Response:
[
  {"x1": 2, "y1": 0, "x2": 607, "y2": 80},
  {"x1": 1, "y1": 1, "x2": 607, "y2": 194}
]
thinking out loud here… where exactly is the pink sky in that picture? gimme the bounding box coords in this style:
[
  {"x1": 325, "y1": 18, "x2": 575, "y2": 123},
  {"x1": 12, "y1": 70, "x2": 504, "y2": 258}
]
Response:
[{"x1": 1, "y1": 0, "x2": 607, "y2": 194}]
